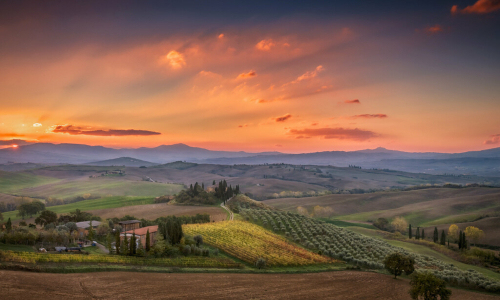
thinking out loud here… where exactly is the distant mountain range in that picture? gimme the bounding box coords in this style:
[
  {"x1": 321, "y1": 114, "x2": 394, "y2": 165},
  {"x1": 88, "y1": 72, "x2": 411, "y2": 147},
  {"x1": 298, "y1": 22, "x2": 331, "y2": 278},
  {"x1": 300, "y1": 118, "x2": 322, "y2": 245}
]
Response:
[{"x1": 0, "y1": 142, "x2": 499, "y2": 176}]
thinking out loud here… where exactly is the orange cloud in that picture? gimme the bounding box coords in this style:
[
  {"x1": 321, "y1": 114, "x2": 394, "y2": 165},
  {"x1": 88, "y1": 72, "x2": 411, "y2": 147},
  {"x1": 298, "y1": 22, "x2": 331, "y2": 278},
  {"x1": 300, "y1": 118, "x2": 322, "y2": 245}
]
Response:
[
  {"x1": 218, "y1": 33, "x2": 225, "y2": 39},
  {"x1": 274, "y1": 114, "x2": 292, "y2": 122},
  {"x1": 256, "y1": 39, "x2": 276, "y2": 51},
  {"x1": 345, "y1": 99, "x2": 360, "y2": 104},
  {"x1": 289, "y1": 127, "x2": 378, "y2": 141},
  {"x1": 423, "y1": 25, "x2": 444, "y2": 34},
  {"x1": 291, "y1": 65, "x2": 324, "y2": 83},
  {"x1": 237, "y1": 70, "x2": 257, "y2": 79},
  {"x1": 484, "y1": 134, "x2": 500, "y2": 144},
  {"x1": 51, "y1": 125, "x2": 161, "y2": 136},
  {"x1": 451, "y1": 0, "x2": 500, "y2": 14},
  {"x1": 350, "y1": 114, "x2": 388, "y2": 119},
  {"x1": 159, "y1": 50, "x2": 186, "y2": 69}
]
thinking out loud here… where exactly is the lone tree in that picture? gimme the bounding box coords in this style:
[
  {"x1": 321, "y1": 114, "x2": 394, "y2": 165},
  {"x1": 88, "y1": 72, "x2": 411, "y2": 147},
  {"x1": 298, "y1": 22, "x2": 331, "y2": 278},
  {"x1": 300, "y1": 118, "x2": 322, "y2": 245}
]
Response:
[
  {"x1": 421, "y1": 229, "x2": 425, "y2": 240},
  {"x1": 384, "y1": 252, "x2": 415, "y2": 279},
  {"x1": 409, "y1": 272, "x2": 451, "y2": 300},
  {"x1": 409, "y1": 224, "x2": 413, "y2": 239},
  {"x1": 416, "y1": 227, "x2": 420, "y2": 240},
  {"x1": 255, "y1": 257, "x2": 266, "y2": 269}
]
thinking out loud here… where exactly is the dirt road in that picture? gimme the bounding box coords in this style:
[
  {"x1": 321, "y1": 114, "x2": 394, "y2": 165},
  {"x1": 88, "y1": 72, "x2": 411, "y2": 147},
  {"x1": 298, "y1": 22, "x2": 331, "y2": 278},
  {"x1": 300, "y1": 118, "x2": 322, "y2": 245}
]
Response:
[
  {"x1": 220, "y1": 197, "x2": 233, "y2": 221},
  {"x1": 1, "y1": 270, "x2": 498, "y2": 300}
]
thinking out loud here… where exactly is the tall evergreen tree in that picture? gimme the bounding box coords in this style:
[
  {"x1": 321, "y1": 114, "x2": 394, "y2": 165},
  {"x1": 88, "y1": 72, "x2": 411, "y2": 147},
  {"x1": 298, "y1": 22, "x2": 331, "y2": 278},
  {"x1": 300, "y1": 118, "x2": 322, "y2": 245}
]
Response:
[
  {"x1": 115, "y1": 231, "x2": 121, "y2": 255},
  {"x1": 416, "y1": 227, "x2": 420, "y2": 240},
  {"x1": 462, "y1": 232, "x2": 467, "y2": 250},
  {"x1": 433, "y1": 227, "x2": 439, "y2": 243},
  {"x1": 409, "y1": 224, "x2": 412, "y2": 239},
  {"x1": 6, "y1": 217, "x2": 12, "y2": 231},
  {"x1": 145, "y1": 229, "x2": 151, "y2": 252},
  {"x1": 440, "y1": 230, "x2": 446, "y2": 245},
  {"x1": 130, "y1": 231, "x2": 136, "y2": 255},
  {"x1": 122, "y1": 233, "x2": 129, "y2": 255},
  {"x1": 458, "y1": 230, "x2": 463, "y2": 249},
  {"x1": 421, "y1": 229, "x2": 425, "y2": 240},
  {"x1": 213, "y1": 180, "x2": 215, "y2": 185}
]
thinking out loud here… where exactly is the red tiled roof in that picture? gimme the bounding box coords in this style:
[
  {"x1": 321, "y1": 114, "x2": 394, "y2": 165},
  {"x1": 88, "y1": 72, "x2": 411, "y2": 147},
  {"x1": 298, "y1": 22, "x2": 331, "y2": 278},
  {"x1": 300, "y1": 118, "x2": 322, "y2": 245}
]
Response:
[{"x1": 125, "y1": 225, "x2": 158, "y2": 236}]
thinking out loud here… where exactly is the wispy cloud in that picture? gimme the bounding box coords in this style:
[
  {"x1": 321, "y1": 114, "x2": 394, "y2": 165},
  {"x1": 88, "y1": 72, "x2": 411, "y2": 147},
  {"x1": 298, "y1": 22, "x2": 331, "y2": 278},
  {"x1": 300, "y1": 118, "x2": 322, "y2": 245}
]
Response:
[
  {"x1": 484, "y1": 134, "x2": 500, "y2": 145},
  {"x1": 344, "y1": 99, "x2": 360, "y2": 104},
  {"x1": 237, "y1": 70, "x2": 257, "y2": 79},
  {"x1": 289, "y1": 65, "x2": 324, "y2": 84},
  {"x1": 350, "y1": 114, "x2": 387, "y2": 119},
  {"x1": 422, "y1": 25, "x2": 444, "y2": 34},
  {"x1": 288, "y1": 127, "x2": 378, "y2": 141},
  {"x1": 50, "y1": 125, "x2": 161, "y2": 136},
  {"x1": 274, "y1": 114, "x2": 292, "y2": 122},
  {"x1": 451, "y1": 0, "x2": 500, "y2": 14}
]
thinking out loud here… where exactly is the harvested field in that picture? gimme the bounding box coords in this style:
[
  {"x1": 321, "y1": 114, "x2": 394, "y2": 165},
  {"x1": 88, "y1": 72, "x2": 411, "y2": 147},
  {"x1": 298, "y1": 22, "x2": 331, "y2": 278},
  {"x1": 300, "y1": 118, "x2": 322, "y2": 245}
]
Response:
[
  {"x1": 89, "y1": 203, "x2": 227, "y2": 221},
  {"x1": 0, "y1": 270, "x2": 498, "y2": 300}
]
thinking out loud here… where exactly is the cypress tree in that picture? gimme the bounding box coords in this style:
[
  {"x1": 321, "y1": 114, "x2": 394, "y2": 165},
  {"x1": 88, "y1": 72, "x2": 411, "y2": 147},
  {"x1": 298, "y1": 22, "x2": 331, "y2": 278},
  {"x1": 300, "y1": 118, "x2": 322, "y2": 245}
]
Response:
[
  {"x1": 433, "y1": 227, "x2": 439, "y2": 243},
  {"x1": 130, "y1": 231, "x2": 136, "y2": 255},
  {"x1": 122, "y1": 233, "x2": 129, "y2": 255},
  {"x1": 115, "y1": 231, "x2": 121, "y2": 255},
  {"x1": 145, "y1": 229, "x2": 151, "y2": 252},
  {"x1": 462, "y1": 232, "x2": 467, "y2": 250},
  {"x1": 440, "y1": 230, "x2": 446, "y2": 245},
  {"x1": 458, "y1": 230, "x2": 463, "y2": 249},
  {"x1": 421, "y1": 229, "x2": 425, "y2": 240},
  {"x1": 416, "y1": 227, "x2": 420, "y2": 240},
  {"x1": 409, "y1": 224, "x2": 412, "y2": 239},
  {"x1": 6, "y1": 217, "x2": 12, "y2": 231}
]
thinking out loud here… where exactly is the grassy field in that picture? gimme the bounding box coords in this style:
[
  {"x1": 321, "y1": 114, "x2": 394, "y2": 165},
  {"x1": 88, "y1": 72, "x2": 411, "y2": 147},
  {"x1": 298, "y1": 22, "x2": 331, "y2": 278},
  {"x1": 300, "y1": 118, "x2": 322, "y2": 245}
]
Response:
[
  {"x1": 17, "y1": 177, "x2": 183, "y2": 200},
  {"x1": 0, "y1": 243, "x2": 34, "y2": 252},
  {"x1": 348, "y1": 227, "x2": 500, "y2": 281},
  {"x1": 0, "y1": 170, "x2": 59, "y2": 193},
  {"x1": 3, "y1": 196, "x2": 155, "y2": 222}
]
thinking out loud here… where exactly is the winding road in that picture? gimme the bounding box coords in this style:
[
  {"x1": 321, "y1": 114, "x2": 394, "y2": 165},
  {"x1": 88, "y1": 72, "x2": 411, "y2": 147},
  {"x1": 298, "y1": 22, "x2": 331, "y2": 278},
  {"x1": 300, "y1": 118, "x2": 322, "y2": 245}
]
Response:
[{"x1": 220, "y1": 197, "x2": 234, "y2": 221}]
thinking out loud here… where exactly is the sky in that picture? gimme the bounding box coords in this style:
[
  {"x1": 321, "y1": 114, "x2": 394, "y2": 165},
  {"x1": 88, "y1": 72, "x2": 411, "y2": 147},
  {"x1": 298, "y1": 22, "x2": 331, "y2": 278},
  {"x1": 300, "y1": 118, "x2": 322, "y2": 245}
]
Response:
[{"x1": 0, "y1": 0, "x2": 499, "y2": 153}]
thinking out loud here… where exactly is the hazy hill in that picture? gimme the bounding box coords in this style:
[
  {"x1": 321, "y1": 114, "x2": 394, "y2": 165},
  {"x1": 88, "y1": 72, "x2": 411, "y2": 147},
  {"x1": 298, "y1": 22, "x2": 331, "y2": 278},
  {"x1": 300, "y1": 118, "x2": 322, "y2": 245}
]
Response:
[
  {"x1": 1, "y1": 142, "x2": 499, "y2": 176},
  {"x1": 86, "y1": 157, "x2": 158, "y2": 167}
]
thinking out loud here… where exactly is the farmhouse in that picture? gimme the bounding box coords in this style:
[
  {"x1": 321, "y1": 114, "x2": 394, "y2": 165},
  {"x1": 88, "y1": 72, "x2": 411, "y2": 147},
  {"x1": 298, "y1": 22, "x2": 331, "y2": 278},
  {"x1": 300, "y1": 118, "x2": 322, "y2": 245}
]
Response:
[
  {"x1": 121, "y1": 225, "x2": 158, "y2": 248},
  {"x1": 118, "y1": 220, "x2": 141, "y2": 232},
  {"x1": 75, "y1": 221, "x2": 101, "y2": 237}
]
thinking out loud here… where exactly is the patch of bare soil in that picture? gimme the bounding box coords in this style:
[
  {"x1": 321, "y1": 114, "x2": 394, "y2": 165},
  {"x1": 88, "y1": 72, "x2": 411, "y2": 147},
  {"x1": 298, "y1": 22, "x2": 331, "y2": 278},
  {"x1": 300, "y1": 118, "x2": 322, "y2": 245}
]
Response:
[{"x1": 1, "y1": 271, "x2": 498, "y2": 300}]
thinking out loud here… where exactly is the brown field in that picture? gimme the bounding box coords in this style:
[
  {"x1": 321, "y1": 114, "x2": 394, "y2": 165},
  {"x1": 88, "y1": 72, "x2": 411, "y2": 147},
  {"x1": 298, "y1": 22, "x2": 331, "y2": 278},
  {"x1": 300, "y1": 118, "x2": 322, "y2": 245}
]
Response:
[
  {"x1": 88, "y1": 203, "x2": 228, "y2": 222},
  {"x1": 264, "y1": 188, "x2": 500, "y2": 222},
  {"x1": 1, "y1": 270, "x2": 498, "y2": 300}
]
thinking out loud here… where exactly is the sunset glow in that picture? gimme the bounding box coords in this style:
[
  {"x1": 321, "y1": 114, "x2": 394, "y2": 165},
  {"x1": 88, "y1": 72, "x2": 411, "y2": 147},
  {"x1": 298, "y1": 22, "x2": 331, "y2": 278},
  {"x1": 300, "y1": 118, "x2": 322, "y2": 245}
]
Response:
[{"x1": 0, "y1": 0, "x2": 499, "y2": 153}]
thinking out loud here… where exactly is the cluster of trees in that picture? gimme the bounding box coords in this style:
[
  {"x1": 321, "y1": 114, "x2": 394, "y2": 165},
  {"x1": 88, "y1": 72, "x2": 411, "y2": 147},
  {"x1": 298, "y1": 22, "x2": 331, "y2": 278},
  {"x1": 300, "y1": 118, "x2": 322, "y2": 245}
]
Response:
[
  {"x1": 175, "y1": 182, "x2": 218, "y2": 205},
  {"x1": 214, "y1": 180, "x2": 240, "y2": 204},
  {"x1": 57, "y1": 209, "x2": 101, "y2": 223},
  {"x1": 448, "y1": 224, "x2": 485, "y2": 249},
  {"x1": 408, "y1": 224, "x2": 446, "y2": 245},
  {"x1": 0, "y1": 202, "x2": 17, "y2": 213},
  {"x1": 158, "y1": 216, "x2": 184, "y2": 245},
  {"x1": 17, "y1": 201, "x2": 45, "y2": 219}
]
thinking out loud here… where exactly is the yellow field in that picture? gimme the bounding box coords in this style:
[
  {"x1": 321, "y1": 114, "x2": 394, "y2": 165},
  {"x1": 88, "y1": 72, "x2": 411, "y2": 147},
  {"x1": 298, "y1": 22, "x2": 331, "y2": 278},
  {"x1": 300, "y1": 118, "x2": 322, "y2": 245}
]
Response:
[
  {"x1": 184, "y1": 221, "x2": 332, "y2": 266},
  {"x1": 0, "y1": 251, "x2": 241, "y2": 268}
]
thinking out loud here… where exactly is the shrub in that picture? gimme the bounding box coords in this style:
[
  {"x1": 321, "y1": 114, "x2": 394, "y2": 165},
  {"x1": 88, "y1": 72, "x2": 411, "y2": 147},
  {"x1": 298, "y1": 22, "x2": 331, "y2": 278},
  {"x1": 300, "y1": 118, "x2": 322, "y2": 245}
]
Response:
[{"x1": 255, "y1": 257, "x2": 266, "y2": 269}]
